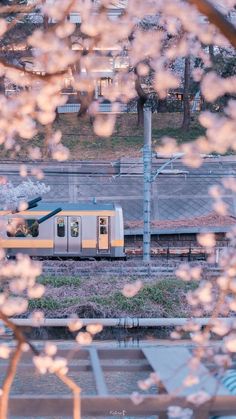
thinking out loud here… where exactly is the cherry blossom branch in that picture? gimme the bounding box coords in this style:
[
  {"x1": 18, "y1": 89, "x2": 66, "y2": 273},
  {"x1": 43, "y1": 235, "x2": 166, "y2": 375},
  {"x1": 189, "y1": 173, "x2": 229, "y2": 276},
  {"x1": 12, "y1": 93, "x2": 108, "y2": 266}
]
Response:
[
  {"x1": 0, "y1": 342, "x2": 22, "y2": 419},
  {"x1": 187, "y1": 0, "x2": 236, "y2": 48},
  {"x1": 0, "y1": 0, "x2": 42, "y2": 38},
  {"x1": 0, "y1": 56, "x2": 67, "y2": 80},
  {"x1": 204, "y1": 290, "x2": 227, "y2": 335},
  {"x1": 0, "y1": 311, "x2": 28, "y2": 345},
  {"x1": 56, "y1": 370, "x2": 81, "y2": 419},
  {"x1": 0, "y1": 3, "x2": 41, "y2": 15},
  {"x1": 0, "y1": 0, "x2": 77, "y2": 80},
  {"x1": 0, "y1": 311, "x2": 81, "y2": 419}
]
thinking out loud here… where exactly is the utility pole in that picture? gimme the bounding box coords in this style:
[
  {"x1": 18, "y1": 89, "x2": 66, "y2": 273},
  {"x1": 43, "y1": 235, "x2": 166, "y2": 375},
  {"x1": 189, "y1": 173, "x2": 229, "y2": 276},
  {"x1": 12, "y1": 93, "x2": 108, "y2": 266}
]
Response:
[
  {"x1": 142, "y1": 109, "x2": 186, "y2": 262},
  {"x1": 143, "y1": 109, "x2": 152, "y2": 263}
]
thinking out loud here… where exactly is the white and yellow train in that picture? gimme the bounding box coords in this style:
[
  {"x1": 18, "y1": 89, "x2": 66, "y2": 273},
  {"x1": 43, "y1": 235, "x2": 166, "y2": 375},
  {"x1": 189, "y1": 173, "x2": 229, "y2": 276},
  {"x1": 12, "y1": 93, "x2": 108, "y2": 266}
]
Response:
[{"x1": 0, "y1": 201, "x2": 125, "y2": 258}]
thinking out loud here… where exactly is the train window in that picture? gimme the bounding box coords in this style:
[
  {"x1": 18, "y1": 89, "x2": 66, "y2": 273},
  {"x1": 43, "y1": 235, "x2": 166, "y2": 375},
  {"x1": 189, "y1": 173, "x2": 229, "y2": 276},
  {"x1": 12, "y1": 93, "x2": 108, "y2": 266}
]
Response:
[
  {"x1": 71, "y1": 220, "x2": 79, "y2": 237},
  {"x1": 99, "y1": 218, "x2": 107, "y2": 235},
  {"x1": 7, "y1": 219, "x2": 39, "y2": 238},
  {"x1": 57, "y1": 217, "x2": 65, "y2": 237}
]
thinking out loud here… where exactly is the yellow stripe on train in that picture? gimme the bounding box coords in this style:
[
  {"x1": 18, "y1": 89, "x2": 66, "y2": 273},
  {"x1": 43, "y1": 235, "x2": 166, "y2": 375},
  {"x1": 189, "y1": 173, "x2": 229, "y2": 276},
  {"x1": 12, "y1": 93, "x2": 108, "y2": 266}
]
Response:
[
  {"x1": 82, "y1": 240, "x2": 97, "y2": 248},
  {"x1": 0, "y1": 239, "x2": 123, "y2": 249},
  {"x1": 111, "y1": 240, "x2": 124, "y2": 247},
  {"x1": 0, "y1": 240, "x2": 54, "y2": 248},
  {"x1": 0, "y1": 211, "x2": 116, "y2": 216}
]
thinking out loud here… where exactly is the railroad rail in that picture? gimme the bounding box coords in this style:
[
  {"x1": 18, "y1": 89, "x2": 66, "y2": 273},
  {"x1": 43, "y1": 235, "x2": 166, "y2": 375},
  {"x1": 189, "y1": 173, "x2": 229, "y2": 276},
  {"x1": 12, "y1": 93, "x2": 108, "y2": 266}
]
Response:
[{"x1": 41, "y1": 259, "x2": 221, "y2": 277}]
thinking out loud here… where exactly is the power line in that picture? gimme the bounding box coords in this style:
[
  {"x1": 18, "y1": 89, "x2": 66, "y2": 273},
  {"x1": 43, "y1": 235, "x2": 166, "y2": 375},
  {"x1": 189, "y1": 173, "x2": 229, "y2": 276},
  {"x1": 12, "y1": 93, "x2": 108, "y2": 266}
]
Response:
[{"x1": 1, "y1": 171, "x2": 236, "y2": 177}]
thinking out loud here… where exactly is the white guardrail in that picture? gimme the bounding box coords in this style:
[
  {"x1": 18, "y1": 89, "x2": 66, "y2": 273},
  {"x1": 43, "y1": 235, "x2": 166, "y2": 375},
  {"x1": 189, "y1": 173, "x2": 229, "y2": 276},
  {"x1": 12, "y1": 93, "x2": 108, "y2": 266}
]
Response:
[
  {"x1": 1, "y1": 317, "x2": 234, "y2": 328},
  {"x1": 57, "y1": 103, "x2": 128, "y2": 113}
]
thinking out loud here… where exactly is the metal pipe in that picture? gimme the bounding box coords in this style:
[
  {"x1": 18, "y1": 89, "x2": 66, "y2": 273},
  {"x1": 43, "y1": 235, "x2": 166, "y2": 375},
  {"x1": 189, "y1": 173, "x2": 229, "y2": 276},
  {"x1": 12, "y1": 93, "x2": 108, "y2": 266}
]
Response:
[
  {"x1": 143, "y1": 109, "x2": 152, "y2": 263},
  {"x1": 27, "y1": 197, "x2": 42, "y2": 209},
  {"x1": 37, "y1": 207, "x2": 62, "y2": 224},
  {"x1": 26, "y1": 203, "x2": 38, "y2": 210},
  {"x1": 8, "y1": 197, "x2": 42, "y2": 215},
  {"x1": 2, "y1": 317, "x2": 233, "y2": 328},
  {"x1": 12, "y1": 202, "x2": 38, "y2": 214}
]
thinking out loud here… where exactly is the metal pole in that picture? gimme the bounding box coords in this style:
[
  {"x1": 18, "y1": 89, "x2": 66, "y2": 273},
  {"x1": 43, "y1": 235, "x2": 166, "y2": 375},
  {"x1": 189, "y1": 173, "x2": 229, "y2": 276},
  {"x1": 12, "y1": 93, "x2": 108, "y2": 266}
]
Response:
[
  {"x1": 143, "y1": 109, "x2": 152, "y2": 263},
  {"x1": 1, "y1": 317, "x2": 233, "y2": 328}
]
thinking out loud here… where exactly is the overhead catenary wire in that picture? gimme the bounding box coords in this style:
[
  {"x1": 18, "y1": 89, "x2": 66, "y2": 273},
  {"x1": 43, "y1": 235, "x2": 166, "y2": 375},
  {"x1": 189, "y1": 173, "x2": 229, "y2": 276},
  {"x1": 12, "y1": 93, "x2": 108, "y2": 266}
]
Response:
[{"x1": 1, "y1": 169, "x2": 236, "y2": 177}]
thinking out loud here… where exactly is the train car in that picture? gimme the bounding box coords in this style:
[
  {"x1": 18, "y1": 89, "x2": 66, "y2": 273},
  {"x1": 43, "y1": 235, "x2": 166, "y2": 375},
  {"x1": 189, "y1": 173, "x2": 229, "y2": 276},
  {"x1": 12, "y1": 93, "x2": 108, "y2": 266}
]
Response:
[{"x1": 0, "y1": 202, "x2": 125, "y2": 259}]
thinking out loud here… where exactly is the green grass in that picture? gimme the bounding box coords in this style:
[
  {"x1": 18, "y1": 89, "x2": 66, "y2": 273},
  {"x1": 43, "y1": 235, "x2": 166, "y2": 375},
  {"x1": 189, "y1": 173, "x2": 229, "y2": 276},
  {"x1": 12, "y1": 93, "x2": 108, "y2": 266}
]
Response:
[
  {"x1": 29, "y1": 297, "x2": 61, "y2": 311},
  {"x1": 152, "y1": 125, "x2": 206, "y2": 144},
  {"x1": 28, "y1": 277, "x2": 198, "y2": 317},
  {"x1": 61, "y1": 136, "x2": 77, "y2": 149},
  {"x1": 79, "y1": 135, "x2": 144, "y2": 150},
  {"x1": 29, "y1": 296, "x2": 81, "y2": 310},
  {"x1": 91, "y1": 279, "x2": 198, "y2": 317},
  {"x1": 110, "y1": 135, "x2": 144, "y2": 148},
  {"x1": 62, "y1": 126, "x2": 205, "y2": 153},
  {"x1": 0, "y1": 113, "x2": 208, "y2": 160},
  {"x1": 38, "y1": 276, "x2": 81, "y2": 288},
  {"x1": 62, "y1": 297, "x2": 81, "y2": 306}
]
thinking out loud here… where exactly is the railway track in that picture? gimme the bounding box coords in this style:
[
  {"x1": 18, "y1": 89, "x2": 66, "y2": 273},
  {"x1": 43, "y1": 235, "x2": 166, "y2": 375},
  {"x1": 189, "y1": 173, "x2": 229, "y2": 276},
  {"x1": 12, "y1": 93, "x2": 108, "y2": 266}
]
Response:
[
  {"x1": 125, "y1": 246, "x2": 207, "y2": 258},
  {"x1": 36, "y1": 241, "x2": 222, "y2": 277},
  {"x1": 41, "y1": 259, "x2": 221, "y2": 277}
]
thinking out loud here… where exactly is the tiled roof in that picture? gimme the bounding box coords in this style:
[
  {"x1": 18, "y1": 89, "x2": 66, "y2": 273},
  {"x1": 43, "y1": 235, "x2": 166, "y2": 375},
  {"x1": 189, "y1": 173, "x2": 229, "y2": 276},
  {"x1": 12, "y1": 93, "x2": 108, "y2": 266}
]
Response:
[{"x1": 125, "y1": 212, "x2": 236, "y2": 230}]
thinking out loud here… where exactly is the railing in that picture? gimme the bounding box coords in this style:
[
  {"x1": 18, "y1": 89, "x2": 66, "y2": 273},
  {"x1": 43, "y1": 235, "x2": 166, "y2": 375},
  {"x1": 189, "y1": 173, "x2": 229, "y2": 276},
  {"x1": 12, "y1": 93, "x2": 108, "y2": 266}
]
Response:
[
  {"x1": 3, "y1": 346, "x2": 236, "y2": 418},
  {"x1": 57, "y1": 102, "x2": 128, "y2": 113},
  {"x1": 68, "y1": 8, "x2": 126, "y2": 23}
]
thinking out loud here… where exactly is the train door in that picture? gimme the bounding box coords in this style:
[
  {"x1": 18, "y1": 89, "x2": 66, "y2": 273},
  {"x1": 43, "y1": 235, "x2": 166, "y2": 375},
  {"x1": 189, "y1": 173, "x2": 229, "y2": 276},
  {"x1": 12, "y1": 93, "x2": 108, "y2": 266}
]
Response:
[
  {"x1": 54, "y1": 216, "x2": 81, "y2": 254},
  {"x1": 68, "y1": 216, "x2": 81, "y2": 254},
  {"x1": 98, "y1": 216, "x2": 109, "y2": 252}
]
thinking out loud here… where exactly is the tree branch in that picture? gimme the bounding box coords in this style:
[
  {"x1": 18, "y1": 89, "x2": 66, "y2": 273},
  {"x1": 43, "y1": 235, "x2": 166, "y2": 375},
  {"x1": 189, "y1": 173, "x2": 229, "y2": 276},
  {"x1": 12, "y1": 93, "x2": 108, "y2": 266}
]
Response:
[
  {"x1": 77, "y1": 90, "x2": 94, "y2": 118},
  {"x1": 0, "y1": 311, "x2": 28, "y2": 345},
  {"x1": 0, "y1": 3, "x2": 41, "y2": 15},
  {"x1": 0, "y1": 55, "x2": 67, "y2": 81},
  {"x1": 187, "y1": 0, "x2": 236, "y2": 48},
  {"x1": 0, "y1": 343, "x2": 22, "y2": 419},
  {"x1": 56, "y1": 371, "x2": 81, "y2": 419},
  {"x1": 0, "y1": 311, "x2": 81, "y2": 419},
  {"x1": 0, "y1": 0, "x2": 42, "y2": 38}
]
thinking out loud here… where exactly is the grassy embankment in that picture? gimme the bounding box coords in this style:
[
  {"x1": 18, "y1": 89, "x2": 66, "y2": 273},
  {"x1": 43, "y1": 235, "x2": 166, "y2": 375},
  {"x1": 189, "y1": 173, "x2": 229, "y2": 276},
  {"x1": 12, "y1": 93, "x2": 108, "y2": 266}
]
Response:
[
  {"x1": 0, "y1": 113, "x2": 204, "y2": 160},
  {"x1": 27, "y1": 276, "x2": 198, "y2": 318}
]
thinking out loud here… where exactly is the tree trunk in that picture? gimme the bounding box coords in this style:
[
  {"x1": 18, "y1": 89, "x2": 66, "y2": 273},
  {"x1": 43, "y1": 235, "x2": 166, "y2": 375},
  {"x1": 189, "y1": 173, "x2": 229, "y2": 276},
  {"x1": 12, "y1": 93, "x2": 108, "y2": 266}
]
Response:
[
  {"x1": 70, "y1": 56, "x2": 94, "y2": 118},
  {"x1": 209, "y1": 44, "x2": 215, "y2": 65},
  {"x1": 42, "y1": 0, "x2": 49, "y2": 29},
  {"x1": 55, "y1": 107, "x2": 60, "y2": 122},
  {"x1": 135, "y1": 76, "x2": 148, "y2": 127},
  {"x1": 0, "y1": 76, "x2": 5, "y2": 95},
  {"x1": 137, "y1": 97, "x2": 146, "y2": 126},
  {"x1": 76, "y1": 90, "x2": 94, "y2": 118},
  {"x1": 157, "y1": 98, "x2": 167, "y2": 112},
  {"x1": 181, "y1": 56, "x2": 191, "y2": 131}
]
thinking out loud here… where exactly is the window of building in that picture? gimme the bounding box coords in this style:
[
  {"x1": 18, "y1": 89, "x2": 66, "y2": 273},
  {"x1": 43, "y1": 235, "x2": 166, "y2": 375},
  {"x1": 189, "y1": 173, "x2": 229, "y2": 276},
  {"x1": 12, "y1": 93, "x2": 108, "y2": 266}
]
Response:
[
  {"x1": 71, "y1": 219, "x2": 79, "y2": 237},
  {"x1": 57, "y1": 217, "x2": 65, "y2": 237},
  {"x1": 98, "y1": 77, "x2": 112, "y2": 97},
  {"x1": 7, "y1": 219, "x2": 39, "y2": 237}
]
